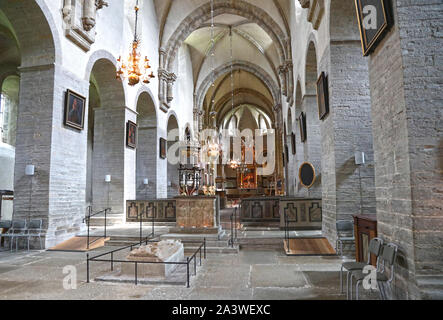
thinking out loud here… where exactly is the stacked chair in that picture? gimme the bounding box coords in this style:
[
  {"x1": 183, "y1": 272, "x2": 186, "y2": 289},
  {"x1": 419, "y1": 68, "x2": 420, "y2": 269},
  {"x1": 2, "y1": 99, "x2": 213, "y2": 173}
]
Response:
[
  {"x1": 336, "y1": 220, "x2": 355, "y2": 256},
  {"x1": 349, "y1": 242, "x2": 398, "y2": 300},
  {"x1": 0, "y1": 219, "x2": 44, "y2": 252},
  {"x1": 340, "y1": 237, "x2": 384, "y2": 299},
  {"x1": 340, "y1": 237, "x2": 398, "y2": 300}
]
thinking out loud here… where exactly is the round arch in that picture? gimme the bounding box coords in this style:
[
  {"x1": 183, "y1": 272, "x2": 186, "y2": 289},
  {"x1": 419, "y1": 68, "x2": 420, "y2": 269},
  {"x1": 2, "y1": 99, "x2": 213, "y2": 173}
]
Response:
[
  {"x1": 196, "y1": 60, "x2": 280, "y2": 112},
  {"x1": 214, "y1": 89, "x2": 275, "y2": 126},
  {"x1": 0, "y1": 0, "x2": 61, "y2": 67},
  {"x1": 162, "y1": 0, "x2": 288, "y2": 71}
]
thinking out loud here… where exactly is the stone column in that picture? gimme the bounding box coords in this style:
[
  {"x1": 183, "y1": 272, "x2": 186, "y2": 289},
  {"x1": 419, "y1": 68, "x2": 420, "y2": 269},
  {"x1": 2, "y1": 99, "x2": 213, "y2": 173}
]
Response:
[
  {"x1": 136, "y1": 125, "x2": 157, "y2": 199},
  {"x1": 321, "y1": 0, "x2": 376, "y2": 254},
  {"x1": 166, "y1": 72, "x2": 177, "y2": 104},
  {"x1": 92, "y1": 106, "x2": 136, "y2": 217},
  {"x1": 278, "y1": 65, "x2": 288, "y2": 97},
  {"x1": 14, "y1": 64, "x2": 90, "y2": 248},
  {"x1": 158, "y1": 69, "x2": 167, "y2": 109},
  {"x1": 286, "y1": 61, "x2": 294, "y2": 105},
  {"x1": 367, "y1": 0, "x2": 443, "y2": 299}
]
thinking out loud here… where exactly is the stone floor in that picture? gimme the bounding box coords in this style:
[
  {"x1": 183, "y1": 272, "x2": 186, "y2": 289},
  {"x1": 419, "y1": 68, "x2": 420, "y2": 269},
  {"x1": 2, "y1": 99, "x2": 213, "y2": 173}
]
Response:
[{"x1": 0, "y1": 244, "x2": 381, "y2": 300}]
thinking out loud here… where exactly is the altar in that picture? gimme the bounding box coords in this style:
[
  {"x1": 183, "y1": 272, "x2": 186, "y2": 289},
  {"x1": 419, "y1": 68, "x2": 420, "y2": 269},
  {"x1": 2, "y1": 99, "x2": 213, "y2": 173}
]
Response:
[{"x1": 171, "y1": 196, "x2": 221, "y2": 234}]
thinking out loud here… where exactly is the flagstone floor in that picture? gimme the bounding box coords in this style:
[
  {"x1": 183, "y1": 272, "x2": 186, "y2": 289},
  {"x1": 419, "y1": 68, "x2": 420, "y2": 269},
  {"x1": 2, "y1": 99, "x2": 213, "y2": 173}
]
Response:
[{"x1": 0, "y1": 244, "x2": 380, "y2": 300}]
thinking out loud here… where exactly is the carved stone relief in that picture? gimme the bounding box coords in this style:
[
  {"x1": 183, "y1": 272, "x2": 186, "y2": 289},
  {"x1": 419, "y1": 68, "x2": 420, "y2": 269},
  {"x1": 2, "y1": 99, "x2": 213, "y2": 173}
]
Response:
[{"x1": 62, "y1": 0, "x2": 108, "y2": 51}]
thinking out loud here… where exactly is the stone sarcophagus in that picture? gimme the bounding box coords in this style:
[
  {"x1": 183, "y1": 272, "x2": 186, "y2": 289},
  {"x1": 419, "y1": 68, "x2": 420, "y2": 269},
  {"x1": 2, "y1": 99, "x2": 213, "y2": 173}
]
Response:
[{"x1": 121, "y1": 240, "x2": 184, "y2": 278}]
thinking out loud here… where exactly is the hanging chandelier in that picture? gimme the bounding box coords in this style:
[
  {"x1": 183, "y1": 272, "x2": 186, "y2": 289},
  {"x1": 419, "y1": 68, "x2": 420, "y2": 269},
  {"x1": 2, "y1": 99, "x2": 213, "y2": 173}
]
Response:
[
  {"x1": 229, "y1": 159, "x2": 240, "y2": 170},
  {"x1": 116, "y1": 0, "x2": 155, "y2": 86},
  {"x1": 206, "y1": 0, "x2": 221, "y2": 161},
  {"x1": 228, "y1": 26, "x2": 240, "y2": 171}
]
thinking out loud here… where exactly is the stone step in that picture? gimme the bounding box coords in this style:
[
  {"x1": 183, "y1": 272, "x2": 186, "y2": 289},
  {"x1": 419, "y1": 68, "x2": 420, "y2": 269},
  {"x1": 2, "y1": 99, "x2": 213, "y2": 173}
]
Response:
[
  {"x1": 89, "y1": 216, "x2": 124, "y2": 227},
  {"x1": 236, "y1": 237, "x2": 283, "y2": 248},
  {"x1": 104, "y1": 240, "x2": 238, "y2": 254},
  {"x1": 159, "y1": 232, "x2": 227, "y2": 242},
  {"x1": 105, "y1": 238, "x2": 229, "y2": 248},
  {"x1": 184, "y1": 245, "x2": 239, "y2": 255}
]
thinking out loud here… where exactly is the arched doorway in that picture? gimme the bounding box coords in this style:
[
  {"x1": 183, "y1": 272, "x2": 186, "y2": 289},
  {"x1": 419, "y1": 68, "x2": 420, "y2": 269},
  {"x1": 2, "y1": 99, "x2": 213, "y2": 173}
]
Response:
[{"x1": 136, "y1": 91, "x2": 157, "y2": 199}]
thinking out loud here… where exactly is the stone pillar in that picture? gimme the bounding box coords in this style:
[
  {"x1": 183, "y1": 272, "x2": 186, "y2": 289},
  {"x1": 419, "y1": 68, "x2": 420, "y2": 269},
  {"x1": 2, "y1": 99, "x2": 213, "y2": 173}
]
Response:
[
  {"x1": 166, "y1": 73, "x2": 177, "y2": 104},
  {"x1": 367, "y1": 0, "x2": 443, "y2": 299},
  {"x1": 321, "y1": 0, "x2": 376, "y2": 254},
  {"x1": 14, "y1": 64, "x2": 90, "y2": 248},
  {"x1": 93, "y1": 106, "x2": 136, "y2": 216},
  {"x1": 301, "y1": 94, "x2": 322, "y2": 199},
  {"x1": 278, "y1": 65, "x2": 288, "y2": 97},
  {"x1": 158, "y1": 69, "x2": 167, "y2": 110},
  {"x1": 136, "y1": 125, "x2": 157, "y2": 199},
  {"x1": 286, "y1": 61, "x2": 294, "y2": 105}
]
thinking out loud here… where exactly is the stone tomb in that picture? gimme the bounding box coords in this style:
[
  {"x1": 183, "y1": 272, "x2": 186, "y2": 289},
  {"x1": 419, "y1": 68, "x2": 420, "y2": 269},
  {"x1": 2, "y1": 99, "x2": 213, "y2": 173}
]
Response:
[{"x1": 121, "y1": 240, "x2": 184, "y2": 278}]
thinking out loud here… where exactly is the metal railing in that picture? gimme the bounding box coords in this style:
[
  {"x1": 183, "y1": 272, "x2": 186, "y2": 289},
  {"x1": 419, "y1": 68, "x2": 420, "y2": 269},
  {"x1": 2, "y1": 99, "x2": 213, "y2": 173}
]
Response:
[
  {"x1": 284, "y1": 211, "x2": 291, "y2": 253},
  {"x1": 228, "y1": 206, "x2": 239, "y2": 248},
  {"x1": 83, "y1": 206, "x2": 111, "y2": 250},
  {"x1": 136, "y1": 211, "x2": 156, "y2": 244},
  {"x1": 87, "y1": 237, "x2": 207, "y2": 288}
]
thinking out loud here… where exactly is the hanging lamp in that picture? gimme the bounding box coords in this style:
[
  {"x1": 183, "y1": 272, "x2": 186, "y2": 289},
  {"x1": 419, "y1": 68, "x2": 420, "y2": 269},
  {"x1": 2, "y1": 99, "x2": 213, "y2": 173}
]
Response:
[{"x1": 116, "y1": 0, "x2": 155, "y2": 86}]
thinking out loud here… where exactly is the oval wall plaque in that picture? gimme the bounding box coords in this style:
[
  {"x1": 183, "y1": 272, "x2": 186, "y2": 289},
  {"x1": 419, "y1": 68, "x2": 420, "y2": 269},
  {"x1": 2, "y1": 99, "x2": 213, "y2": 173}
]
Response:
[{"x1": 299, "y1": 162, "x2": 316, "y2": 189}]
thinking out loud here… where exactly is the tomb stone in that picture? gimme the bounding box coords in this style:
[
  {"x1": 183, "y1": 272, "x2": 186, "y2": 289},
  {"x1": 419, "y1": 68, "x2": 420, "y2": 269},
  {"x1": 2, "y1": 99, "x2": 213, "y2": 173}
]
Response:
[{"x1": 121, "y1": 240, "x2": 184, "y2": 278}]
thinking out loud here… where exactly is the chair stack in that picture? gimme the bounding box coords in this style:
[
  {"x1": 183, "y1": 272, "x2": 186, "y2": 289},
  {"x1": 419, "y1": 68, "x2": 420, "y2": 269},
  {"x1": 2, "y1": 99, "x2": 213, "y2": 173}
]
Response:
[
  {"x1": 0, "y1": 219, "x2": 44, "y2": 251},
  {"x1": 336, "y1": 220, "x2": 355, "y2": 256},
  {"x1": 340, "y1": 237, "x2": 398, "y2": 300}
]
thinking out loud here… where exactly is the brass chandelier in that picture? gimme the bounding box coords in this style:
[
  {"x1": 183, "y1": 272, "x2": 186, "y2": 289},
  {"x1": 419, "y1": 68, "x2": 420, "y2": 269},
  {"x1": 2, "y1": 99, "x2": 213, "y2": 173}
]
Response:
[{"x1": 117, "y1": 0, "x2": 155, "y2": 86}]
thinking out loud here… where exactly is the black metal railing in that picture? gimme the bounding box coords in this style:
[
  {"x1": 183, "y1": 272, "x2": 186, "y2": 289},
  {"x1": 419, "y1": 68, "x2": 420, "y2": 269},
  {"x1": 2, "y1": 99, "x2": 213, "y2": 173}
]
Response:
[
  {"x1": 284, "y1": 211, "x2": 294, "y2": 254},
  {"x1": 83, "y1": 206, "x2": 111, "y2": 250},
  {"x1": 228, "y1": 206, "x2": 239, "y2": 248},
  {"x1": 87, "y1": 237, "x2": 207, "y2": 288},
  {"x1": 136, "y1": 211, "x2": 156, "y2": 244}
]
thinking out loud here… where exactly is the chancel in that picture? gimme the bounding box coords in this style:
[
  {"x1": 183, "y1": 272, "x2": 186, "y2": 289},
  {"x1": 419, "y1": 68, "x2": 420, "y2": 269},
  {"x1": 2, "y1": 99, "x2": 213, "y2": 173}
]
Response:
[{"x1": 0, "y1": 0, "x2": 441, "y2": 302}]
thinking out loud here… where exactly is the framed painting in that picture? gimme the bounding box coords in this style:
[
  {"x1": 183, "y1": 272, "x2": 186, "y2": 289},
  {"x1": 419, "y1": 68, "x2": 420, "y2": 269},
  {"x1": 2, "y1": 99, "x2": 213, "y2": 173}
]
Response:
[
  {"x1": 64, "y1": 89, "x2": 86, "y2": 130},
  {"x1": 299, "y1": 162, "x2": 316, "y2": 189},
  {"x1": 299, "y1": 112, "x2": 307, "y2": 143},
  {"x1": 355, "y1": 0, "x2": 392, "y2": 56},
  {"x1": 285, "y1": 145, "x2": 289, "y2": 164},
  {"x1": 160, "y1": 138, "x2": 167, "y2": 159},
  {"x1": 291, "y1": 132, "x2": 296, "y2": 155},
  {"x1": 317, "y1": 72, "x2": 330, "y2": 120},
  {"x1": 126, "y1": 121, "x2": 137, "y2": 149}
]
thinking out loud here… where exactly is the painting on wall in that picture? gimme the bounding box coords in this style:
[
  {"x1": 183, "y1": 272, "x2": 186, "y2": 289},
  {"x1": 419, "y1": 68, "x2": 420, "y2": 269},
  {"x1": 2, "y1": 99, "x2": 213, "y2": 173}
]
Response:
[
  {"x1": 64, "y1": 89, "x2": 86, "y2": 130},
  {"x1": 317, "y1": 72, "x2": 330, "y2": 120},
  {"x1": 299, "y1": 112, "x2": 307, "y2": 143},
  {"x1": 285, "y1": 145, "x2": 289, "y2": 164},
  {"x1": 126, "y1": 121, "x2": 137, "y2": 149},
  {"x1": 160, "y1": 138, "x2": 167, "y2": 159},
  {"x1": 355, "y1": 0, "x2": 392, "y2": 56}
]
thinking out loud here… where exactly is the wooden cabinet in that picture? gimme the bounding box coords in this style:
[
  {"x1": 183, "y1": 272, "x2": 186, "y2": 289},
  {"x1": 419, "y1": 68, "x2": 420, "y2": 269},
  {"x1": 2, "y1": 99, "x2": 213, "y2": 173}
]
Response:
[{"x1": 353, "y1": 215, "x2": 377, "y2": 266}]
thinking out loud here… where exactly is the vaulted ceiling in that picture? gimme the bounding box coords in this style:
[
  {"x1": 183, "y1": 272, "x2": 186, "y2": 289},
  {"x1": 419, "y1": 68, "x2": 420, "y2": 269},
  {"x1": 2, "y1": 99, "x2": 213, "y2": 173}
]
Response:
[{"x1": 154, "y1": 0, "x2": 291, "y2": 128}]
